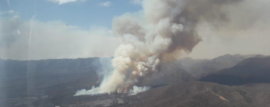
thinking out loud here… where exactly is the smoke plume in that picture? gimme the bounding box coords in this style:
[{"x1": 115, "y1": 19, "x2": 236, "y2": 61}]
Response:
[
  {"x1": 129, "y1": 86, "x2": 150, "y2": 95},
  {"x1": 76, "y1": 0, "x2": 269, "y2": 95}
]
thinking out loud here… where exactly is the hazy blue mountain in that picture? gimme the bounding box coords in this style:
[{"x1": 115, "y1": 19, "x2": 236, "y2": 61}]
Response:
[
  {"x1": 0, "y1": 58, "x2": 112, "y2": 99},
  {"x1": 0, "y1": 54, "x2": 264, "y2": 100},
  {"x1": 177, "y1": 54, "x2": 261, "y2": 79},
  {"x1": 200, "y1": 56, "x2": 270, "y2": 85},
  {"x1": 1, "y1": 55, "x2": 270, "y2": 107}
]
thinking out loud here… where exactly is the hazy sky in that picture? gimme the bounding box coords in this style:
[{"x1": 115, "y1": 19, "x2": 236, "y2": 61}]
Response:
[
  {"x1": 0, "y1": 0, "x2": 270, "y2": 60},
  {"x1": 1, "y1": 0, "x2": 141, "y2": 29}
]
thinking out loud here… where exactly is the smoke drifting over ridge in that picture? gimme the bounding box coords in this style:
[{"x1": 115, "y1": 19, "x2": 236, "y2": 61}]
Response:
[{"x1": 76, "y1": 0, "x2": 269, "y2": 95}]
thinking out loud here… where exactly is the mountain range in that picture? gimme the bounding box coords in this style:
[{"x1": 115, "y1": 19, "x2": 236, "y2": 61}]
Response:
[
  {"x1": 0, "y1": 54, "x2": 269, "y2": 107},
  {"x1": 200, "y1": 56, "x2": 270, "y2": 85}
]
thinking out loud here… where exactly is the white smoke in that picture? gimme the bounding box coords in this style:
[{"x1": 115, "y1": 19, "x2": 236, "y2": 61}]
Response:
[
  {"x1": 74, "y1": 86, "x2": 100, "y2": 96},
  {"x1": 129, "y1": 86, "x2": 150, "y2": 95},
  {"x1": 74, "y1": 86, "x2": 150, "y2": 96},
  {"x1": 75, "y1": 0, "x2": 270, "y2": 95}
]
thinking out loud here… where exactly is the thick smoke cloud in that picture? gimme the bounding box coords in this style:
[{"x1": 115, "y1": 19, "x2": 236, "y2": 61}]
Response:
[
  {"x1": 75, "y1": 0, "x2": 270, "y2": 95},
  {"x1": 75, "y1": 0, "x2": 253, "y2": 95},
  {"x1": 189, "y1": 0, "x2": 270, "y2": 59}
]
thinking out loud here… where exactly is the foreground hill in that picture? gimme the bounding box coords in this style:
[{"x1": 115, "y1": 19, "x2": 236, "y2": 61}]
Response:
[
  {"x1": 124, "y1": 82, "x2": 270, "y2": 107},
  {"x1": 200, "y1": 56, "x2": 270, "y2": 85},
  {"x1": 12, "y1": 81, "x2": 269, "y2": 107}
]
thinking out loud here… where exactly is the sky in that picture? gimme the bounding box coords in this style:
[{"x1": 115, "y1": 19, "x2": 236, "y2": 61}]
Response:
[
  {"x1": 0, "y1": 0, "x2": 142, "y2": 60},
  {"x1": 0, "y1": 0, "x2": 142, "y2": 29},
  {"x1": 0, "y1": 0, "x2": 270, "y2": 60}
]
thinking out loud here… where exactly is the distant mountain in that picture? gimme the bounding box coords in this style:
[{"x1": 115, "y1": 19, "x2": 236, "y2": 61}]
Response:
[
  {"x1": 1, "y1": 55, "x2": 270, "y2": 107},
  {"x1": 137, "y1": 54, "x2": 254, "y2": 87},
  {"x1": 200, "y1": 56, "x2": 270, "y2": 85},
  {"x1": 137, "y1": 54, "x2": 268, "y2": 94},
  {"x1": 0, "y1": 58, "x2": 109, "y2": 99},
  {"x1": 177, "y1": 54, "x2": 260, "y2": 79},
  {"x1": 0, "y1": 54, "x2": 264, "y2": 99}
]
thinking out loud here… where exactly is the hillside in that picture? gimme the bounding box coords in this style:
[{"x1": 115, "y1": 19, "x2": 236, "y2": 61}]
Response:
[
  {"x1": 1, "y1": 55, "x2": 269, "y2": 107},
  {"x1": 0, "y1": 54, "x2": 263, "y2": 99},
  {"x1": 138, "y1": 61, "x2": 195, "y2": 87},
  {"x1": 177, "y1": 54, "x2": 255, "y2": 79},
  {"x1": 0, "y1": 58, "x2": 106, "y2": 99},
  {"x1": 17, "y1": 81, "x2": 270, "y2": 107},
  {"x1": 124, "y1": 82, "x2": 270, "y2": 107},
  {"x1": 200, "y1": 56, "x2": 270, "y2": 85}
]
